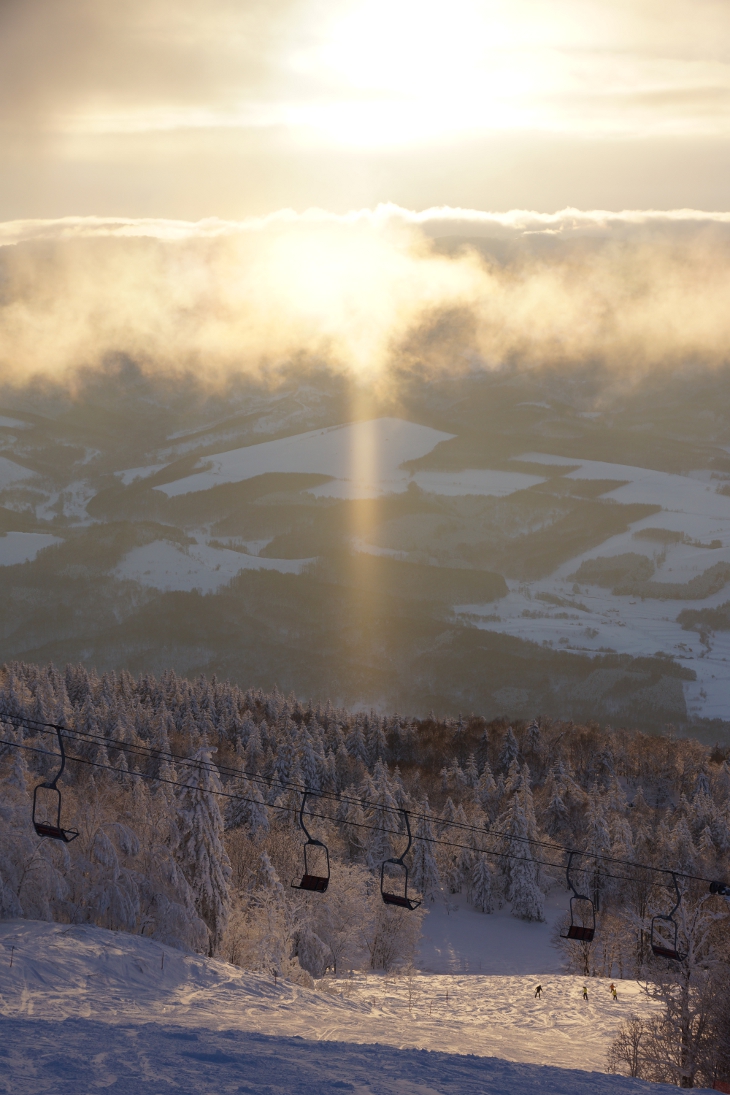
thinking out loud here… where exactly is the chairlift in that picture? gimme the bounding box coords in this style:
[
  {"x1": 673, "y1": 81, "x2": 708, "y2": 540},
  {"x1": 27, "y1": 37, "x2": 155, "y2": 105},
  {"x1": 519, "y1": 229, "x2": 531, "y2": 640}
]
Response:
[
  {"x1": 560, "y1": 851, "x2": 596, "y2": 942},
  {"x1": 291, "y1": 791, "x2": 330, "y2": 893},
  {"x1": 709, "y1": 881, "x2": 730, "y2": 896},
  {"x1": 651, "y1": 872, "x2": 685, "y2": 961},
  {"x1": 380, "y1": 809, "x2": 421, "y2": 911},
  {"x1": 32, "y1": 725, "x2": 78, "y2": 843}
]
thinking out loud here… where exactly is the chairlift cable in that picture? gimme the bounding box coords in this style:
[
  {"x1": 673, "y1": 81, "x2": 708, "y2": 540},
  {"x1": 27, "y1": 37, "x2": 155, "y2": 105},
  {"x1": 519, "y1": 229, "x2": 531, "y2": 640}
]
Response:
[
  {"x1": 0, "y1": 710, "x2": 725, "y2": 887},
  {"x1": 3, "y1": 709, "x2": 725, "y2": 889},
  {"x1": 11, "y1": 708, "x2": 687, "y2": 881},
  {"x1": 1, "y1": 732, "x2": 724, "y2": 891}
]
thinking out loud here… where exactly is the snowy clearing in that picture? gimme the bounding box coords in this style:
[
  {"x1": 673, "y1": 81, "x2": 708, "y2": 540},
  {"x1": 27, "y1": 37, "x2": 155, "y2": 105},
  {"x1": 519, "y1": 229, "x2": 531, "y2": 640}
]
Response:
[
  {"x1": 417, "y1": 888, "x2": 566, "y2": 975},
  {"x1": 0, "y1": 532, "x2": 61, "y2": 566},
  {"x1": 449, "y1": 453, "x2": 730, "y2": 719},
  {"x1": 0, "y1": 415, "x2": 31, "y2": 430},
  {"x1": 115, "y1": 540, "x2": 314, "y2": 593},
  {"x1": 0, "y1": 456, "x2": 35, "y2": 490},
  {"x1": 411, "y1": 468, "x2": 545, "y2": 498},
  {"x1": 155, "y1": 419, "x2": 454, "y2": 499},
  {"x1": 115, "y1": 464, "x2": 167, "y2": 486},
  {"x1": 0, "y1": 919, "x2": 662, "y2": 1076}
]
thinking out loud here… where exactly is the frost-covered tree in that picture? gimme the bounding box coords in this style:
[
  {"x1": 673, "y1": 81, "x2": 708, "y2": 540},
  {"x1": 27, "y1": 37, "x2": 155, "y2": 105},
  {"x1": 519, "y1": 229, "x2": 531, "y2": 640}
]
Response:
[
  {"x1": 502, "y1": 794, "x2": 544, "y2": 922},
  {"x1": 176, "y1": 745, "x2": 232, "y2": 955},
  {"x1": 410, "y1": 804, "x2": 440, "y2": 902},
  {"x1": 498, "y1": 727, "x2": 520, "y2": 773},
  {"x1": 469, "y1": 853, "x2": 494, "y2": 914}
]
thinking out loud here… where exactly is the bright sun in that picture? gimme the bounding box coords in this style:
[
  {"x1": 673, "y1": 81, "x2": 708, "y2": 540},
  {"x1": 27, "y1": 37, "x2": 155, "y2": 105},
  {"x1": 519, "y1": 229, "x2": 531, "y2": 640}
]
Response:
[{"x1": 290, "y1": 0, "x2": 552, "y2": 147}]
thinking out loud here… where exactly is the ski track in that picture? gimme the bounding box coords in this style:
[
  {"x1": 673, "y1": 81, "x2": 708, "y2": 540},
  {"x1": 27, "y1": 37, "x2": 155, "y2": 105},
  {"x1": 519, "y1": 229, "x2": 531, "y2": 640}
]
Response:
[{"x1": 0, "y1": 919, "x2": 671, "y2": 1094}]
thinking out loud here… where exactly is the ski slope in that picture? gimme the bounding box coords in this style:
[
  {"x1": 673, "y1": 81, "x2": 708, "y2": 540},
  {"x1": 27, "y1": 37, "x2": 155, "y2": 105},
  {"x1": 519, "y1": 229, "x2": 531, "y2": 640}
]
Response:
[
  {"x1": 0, "y1": 1017, "x2": 685, "y2": 1095},
  {"x1": 0, "y1": 917, "x2": 666, "y2": 1091}
]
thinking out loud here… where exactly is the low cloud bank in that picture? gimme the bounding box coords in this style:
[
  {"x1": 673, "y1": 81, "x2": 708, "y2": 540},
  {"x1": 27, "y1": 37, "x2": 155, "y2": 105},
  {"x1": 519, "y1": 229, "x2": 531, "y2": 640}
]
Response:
[{"x1": 1, "y1": 205, "x2": 730, "y2": 389}]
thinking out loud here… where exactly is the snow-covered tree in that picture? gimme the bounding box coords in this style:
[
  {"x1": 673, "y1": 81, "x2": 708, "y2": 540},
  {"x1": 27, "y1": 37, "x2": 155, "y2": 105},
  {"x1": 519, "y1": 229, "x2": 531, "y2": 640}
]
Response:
[
  {"x1": 176, "y1": 745, "x2": 232, "y2": 955},
  {"x1": 469, "y1": 853, "x2": 494, "y2": 914},
  {"x1": 410, "y1": 804, "x2": 440, "y2": 902}
]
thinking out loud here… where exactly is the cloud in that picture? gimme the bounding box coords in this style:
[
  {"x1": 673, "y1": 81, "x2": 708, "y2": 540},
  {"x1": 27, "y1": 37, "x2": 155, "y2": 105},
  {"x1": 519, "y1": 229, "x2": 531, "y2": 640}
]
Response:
[
  {"x1": 1, "y1": 206, "x2": 730, "y2": 390},
  {"x1": 3, "y1": 0, "x2": 730, "y2": 142},
  {"x1": 0, "y1": 0, "x2": 302, "y2": 135}
]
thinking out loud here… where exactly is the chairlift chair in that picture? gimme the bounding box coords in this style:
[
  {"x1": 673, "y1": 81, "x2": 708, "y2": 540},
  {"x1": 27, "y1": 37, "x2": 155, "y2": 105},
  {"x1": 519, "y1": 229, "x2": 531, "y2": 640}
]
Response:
[
  {"x1": 291, "y1": 791, "x2": 330, "y2": 893},
  {"x1": 32, "y1": 725, "x2": 78, "y2": 843},
  {"x1": 709, "y1": 881, "x2": 730, "y2": 896},
  {"x1": 560, "y1": 851, "x2": 596, "y2": 943},
  {"x1": 651, "y1": 872, "x2": 685, "y2": 961},
  {"x1": 380, "y1": 809, "x2": 421, "y2": 911}
]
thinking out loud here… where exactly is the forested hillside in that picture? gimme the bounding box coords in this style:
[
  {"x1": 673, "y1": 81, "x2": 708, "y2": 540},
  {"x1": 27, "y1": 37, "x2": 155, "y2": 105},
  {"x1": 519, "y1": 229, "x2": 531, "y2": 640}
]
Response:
[{"x1": 1, "y1": 662, "x2": 729, "y2": 1085}]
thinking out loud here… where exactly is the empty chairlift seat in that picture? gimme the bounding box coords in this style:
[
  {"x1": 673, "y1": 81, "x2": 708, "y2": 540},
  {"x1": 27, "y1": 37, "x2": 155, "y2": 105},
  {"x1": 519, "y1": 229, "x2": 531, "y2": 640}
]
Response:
[
  {"x1": 560, "y1": 851, "x2": 596, "y2": 944},
  {"x1": 32, "y1": 725, "x2": 78, "y2": 843},
  {"x1": 380, "y1": 809, "x2": 421, "y2": 911},
  {"x1": 291, "y1": 790, "x2": 330, "y2": 894}
]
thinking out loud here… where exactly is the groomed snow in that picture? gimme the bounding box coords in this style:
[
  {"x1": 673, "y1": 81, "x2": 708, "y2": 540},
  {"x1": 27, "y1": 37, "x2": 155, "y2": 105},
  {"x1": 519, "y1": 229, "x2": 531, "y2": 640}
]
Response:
[
  {"x1": 0, "y1": 916, "x2": 662, "y2": 1077},
  {"x1": 115, "y1": 540, "x2": 315, "y2": 593},
  {"x1": 0, "y1": 1018, "x2": 680, "y2": 1095},
  {"x1": 155, "y1": 419, "x2": 455, "y2": 499},
  {"x1": 0, "y1": 532, "x2": 61, "y2": 566},
  {"x1": 417, "y1": 889, "x2": 566, "y2": 975}
]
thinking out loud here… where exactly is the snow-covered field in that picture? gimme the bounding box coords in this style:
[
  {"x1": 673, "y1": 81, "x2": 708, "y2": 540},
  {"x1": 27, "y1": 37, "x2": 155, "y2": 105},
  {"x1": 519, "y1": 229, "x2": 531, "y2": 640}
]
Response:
[
  {"x1": 115, "y1": 539, "x2": 314, "y2": 593},
  {"x1": 455, "y1": 452, "x2": 730, "y2": 719},
  {"x1": 0, "y1": 905, "x2": 666, "y2": 1092},
  {"x1": 154, "y1": 419, "x2": 551, "y2": 503},
  {"x1": 0, "y1": 456, "x2": 35, "y2": 490},
  {"x1": 146, "y1": 433, "x2": 730, "y2": 714},
  {"x1": 156, "y1": 418, "x2": 456, "y2": 499},
  {"x1": 0, "y1": 532, "x2": 61, "y2": 566},
  {"x1": 0, "y1": 415, "x2": 31, "y2": 430}
]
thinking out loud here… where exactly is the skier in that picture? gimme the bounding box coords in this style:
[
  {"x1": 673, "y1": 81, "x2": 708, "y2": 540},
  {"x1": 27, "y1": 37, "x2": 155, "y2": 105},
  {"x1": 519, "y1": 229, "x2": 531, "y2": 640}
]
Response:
[
  {"x1": 582, "y1": 985, "x2": 588, "y2": 1001},
  {"x1": 534, "y1": 984, "x2": 542, "y2": 999},
  {"x1": 611, "y1": 984, "x2": 618, "y2": 1001}
]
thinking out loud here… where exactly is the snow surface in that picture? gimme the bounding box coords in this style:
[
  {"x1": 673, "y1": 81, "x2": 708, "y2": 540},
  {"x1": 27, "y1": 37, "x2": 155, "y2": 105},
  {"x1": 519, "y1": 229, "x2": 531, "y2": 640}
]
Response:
[
  {"x1": 0, "y1": 532, "x2": 61, "y2": 566},
  {"x1": 0, "y1": 914, "x2": 663, "y2": 1078},
  {"x1": 155, "y1": 419, "x2": 455, "y2": 499},
  {"x1": 453, "y1": 452, "x2": 730, "y2": 719},
  {"x1": 115, "y1": 464, "x2": 167, "y2": 486},
  {"x1": 417, "y1": 889, "x2": 566, "y2": 975},
  {"x1": 0, "y1": 1017, "x2": 682, "y2": 1095},
  {"x1": 0, "y1": 415, "x2": 31, "y2": 430},
  {"x1": 409, "y1": 468, "x2": 545, "y2": 499},
  {"x1": 115, "y1": 540, "x2": 315, "y2": 593},
  {"x1": 0, "y1": 456, "x2": 35, "y2": 490}
]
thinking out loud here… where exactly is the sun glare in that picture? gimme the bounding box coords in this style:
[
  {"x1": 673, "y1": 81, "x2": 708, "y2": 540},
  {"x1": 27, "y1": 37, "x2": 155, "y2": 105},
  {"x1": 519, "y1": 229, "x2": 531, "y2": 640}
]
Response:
[{"x1": 293, "y1": 0, "x2": 548, "y2": 146}]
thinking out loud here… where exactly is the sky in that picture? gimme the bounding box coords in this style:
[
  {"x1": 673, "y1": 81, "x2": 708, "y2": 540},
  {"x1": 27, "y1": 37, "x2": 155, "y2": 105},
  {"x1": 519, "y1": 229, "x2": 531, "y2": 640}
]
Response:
[{"x1": 2, "y1": 0, "x2": 730, "y2": 219}]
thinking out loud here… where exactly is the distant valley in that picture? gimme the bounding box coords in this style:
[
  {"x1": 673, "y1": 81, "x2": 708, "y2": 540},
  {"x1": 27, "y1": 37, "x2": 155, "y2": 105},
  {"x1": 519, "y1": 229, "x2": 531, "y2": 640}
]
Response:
[{"x1": 0, "y1": 362, "x2": 728, "y2": 740}]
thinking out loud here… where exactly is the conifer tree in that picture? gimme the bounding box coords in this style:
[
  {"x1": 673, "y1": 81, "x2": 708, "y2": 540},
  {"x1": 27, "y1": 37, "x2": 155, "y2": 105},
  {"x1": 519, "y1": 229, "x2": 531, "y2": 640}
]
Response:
[
  {"x1": 176, "y1": 745, "x2": 232, "y2": 956},
  {"x1": 469, "y1": 853, "x2": 494, "y2": 913},
  {"x1": 502, "y1": 794, "x2": 544, "y2": 921},
  {"x1": 410, "y1": 804, "x2": 440, "y2": 901},
  {"x1": 499, "y1": 727, "x2": 520, "y2": 773}
]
